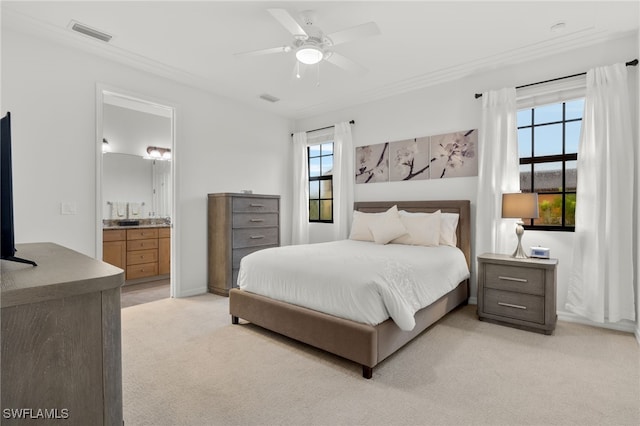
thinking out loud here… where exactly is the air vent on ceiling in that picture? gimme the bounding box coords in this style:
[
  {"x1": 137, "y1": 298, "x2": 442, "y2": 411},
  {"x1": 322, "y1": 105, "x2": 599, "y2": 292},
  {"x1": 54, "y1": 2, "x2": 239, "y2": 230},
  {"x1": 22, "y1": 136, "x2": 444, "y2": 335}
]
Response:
[
  {"x1": 69, "y1": 21, "x2": 112, "y2": 42},
  {"x1": 259, "y1": 94, "x2": 280, "y2": 103}
]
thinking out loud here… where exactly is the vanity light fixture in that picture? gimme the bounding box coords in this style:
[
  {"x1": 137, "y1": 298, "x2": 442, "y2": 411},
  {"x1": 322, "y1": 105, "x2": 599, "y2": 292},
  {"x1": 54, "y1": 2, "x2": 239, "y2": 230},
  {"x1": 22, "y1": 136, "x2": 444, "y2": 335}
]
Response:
[{"x1": 145, "y1": 146, "x2": 171, "y2": 161}]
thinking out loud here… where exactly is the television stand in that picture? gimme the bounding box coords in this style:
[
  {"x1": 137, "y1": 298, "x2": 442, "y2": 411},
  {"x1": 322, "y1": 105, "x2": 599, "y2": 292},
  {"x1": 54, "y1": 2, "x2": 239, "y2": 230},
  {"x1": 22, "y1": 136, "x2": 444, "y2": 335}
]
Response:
[{"x1": 1, "y1": 255, "x2": 37, "y2": 266}]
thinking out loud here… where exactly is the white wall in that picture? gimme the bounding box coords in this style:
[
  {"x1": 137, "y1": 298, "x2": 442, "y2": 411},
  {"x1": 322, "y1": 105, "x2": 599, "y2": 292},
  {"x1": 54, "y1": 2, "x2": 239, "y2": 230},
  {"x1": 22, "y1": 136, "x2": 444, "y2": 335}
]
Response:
[
  {"x1": 1, "y1": 28, "x2": 293, "y2": 297},
  {"x1": 295, "y1": 35, "x2": 639, "y2": 326}
]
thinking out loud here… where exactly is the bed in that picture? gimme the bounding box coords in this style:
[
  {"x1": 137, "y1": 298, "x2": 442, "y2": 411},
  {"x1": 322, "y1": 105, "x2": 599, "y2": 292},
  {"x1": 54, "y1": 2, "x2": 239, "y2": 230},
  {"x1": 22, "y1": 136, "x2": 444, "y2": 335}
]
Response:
[{"x1": 229, "y1": 200, "x2": 471, "y2": 378}]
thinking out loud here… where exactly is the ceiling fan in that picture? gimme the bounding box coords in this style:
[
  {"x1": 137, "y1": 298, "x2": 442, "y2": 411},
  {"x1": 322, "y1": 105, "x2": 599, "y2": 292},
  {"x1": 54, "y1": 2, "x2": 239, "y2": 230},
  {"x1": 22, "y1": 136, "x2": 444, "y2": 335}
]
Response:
[{"x1": 235, "y1": 9, "x2": 380, "y2": 76}]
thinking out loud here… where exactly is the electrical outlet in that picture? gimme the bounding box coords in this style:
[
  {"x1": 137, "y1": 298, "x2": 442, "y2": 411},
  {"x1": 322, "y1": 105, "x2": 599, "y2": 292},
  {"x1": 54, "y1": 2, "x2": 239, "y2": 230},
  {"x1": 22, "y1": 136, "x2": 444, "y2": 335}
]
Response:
[{"x1": 61, "y1": 202, "x2": 77, "y2": 215}]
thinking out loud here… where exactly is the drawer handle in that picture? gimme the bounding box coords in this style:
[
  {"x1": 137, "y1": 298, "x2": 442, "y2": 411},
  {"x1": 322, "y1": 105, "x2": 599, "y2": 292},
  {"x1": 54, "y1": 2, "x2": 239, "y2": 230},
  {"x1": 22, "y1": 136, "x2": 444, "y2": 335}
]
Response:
[
  {"x1": 250, "y1": 219, "x2": 264, "y2": 222},
  {"x1": 498, "y1": 276, "x2": 528, "y2": 283},
  {"x1": 250, "y1": 235, "x2": 264, "y2": 239},
  {"x1": 498, "y1": 302, "x2": 527, "y2": 310},
  {"x1": 250, "y1": 203, "x2": 264, "y2": 207}
]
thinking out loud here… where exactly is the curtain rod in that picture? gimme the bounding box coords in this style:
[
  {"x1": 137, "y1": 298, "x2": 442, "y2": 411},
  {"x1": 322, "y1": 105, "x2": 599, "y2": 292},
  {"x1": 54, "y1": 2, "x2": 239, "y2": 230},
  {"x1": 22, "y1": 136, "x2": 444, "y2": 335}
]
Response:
[
  {"x1": 291, "y1": 120, "x2": 355, "y2": 137},
  {"x1": 474, "y1": 59, "x2": 638, "y2": 99}
]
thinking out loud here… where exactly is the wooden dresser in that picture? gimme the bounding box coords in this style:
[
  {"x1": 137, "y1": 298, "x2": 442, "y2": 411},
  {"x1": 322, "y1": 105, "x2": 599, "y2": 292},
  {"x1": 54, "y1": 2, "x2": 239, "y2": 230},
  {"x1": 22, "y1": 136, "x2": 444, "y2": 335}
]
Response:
[
  {"x1": 477, "y1": 253, "x2": 558, "y2": 335},
  {"x1": 208, "y1": 193, "x2": 280, "y2": 296},
  {"x1": 1, "y1": 243, "x2": 123, "y2": 425},
  {"x1": 103, "y1": 226, "x2": 170, "y2": 282}
]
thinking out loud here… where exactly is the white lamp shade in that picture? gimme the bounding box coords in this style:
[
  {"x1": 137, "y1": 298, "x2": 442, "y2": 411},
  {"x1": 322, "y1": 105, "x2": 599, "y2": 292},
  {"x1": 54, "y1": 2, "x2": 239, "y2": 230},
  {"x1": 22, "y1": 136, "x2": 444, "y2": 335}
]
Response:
[
  {"x1": 502, "y1": 193, "x2": 539, "y2": 219},
  {"x1": 296, "y1": 46, "x2": 323, "y2": 65}
]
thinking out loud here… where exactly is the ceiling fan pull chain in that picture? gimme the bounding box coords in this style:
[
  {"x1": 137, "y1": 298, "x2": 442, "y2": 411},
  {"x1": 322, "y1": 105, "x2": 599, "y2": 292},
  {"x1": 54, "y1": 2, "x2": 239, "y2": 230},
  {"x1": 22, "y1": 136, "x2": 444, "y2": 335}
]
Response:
[{"x1": 316, "y1": 62, "x2": 320, "y2": 87}]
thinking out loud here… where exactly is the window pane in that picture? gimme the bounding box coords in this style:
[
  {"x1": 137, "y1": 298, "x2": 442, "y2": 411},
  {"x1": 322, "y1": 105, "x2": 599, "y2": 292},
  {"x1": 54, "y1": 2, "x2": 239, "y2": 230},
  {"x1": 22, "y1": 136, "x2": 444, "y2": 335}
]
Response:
[
  {"x1": 565, "y1": 99, "x2": 584, "y2": 120},
  {"x1": 534, "y1": 124, "x2": 562, "y2": 156},
  {"x1": 519, "y1": 164, "x2": 532, "y2": 192},
  {"x1": 309, "y1": 200, "x2": 319, "y2": 221},
  {"x1": 536, "y1": 194, "x2": 563, "y2": 226},
  {"x1": 321, "y1": 143, "x2": 333, "y2": 155},
  {"x1": 320, "y1": 179, "x2": 332, "y2": 198},
  {"x1": 566, "y1": 160, "x2": 577, "y2": 191},
  {"x1": 309, "y1": 157, "x2": 321, "y2": 177},
  {"x1": 320, "y1": 200, "x2": 332, "y2": 221},
  {"x1": 534, "y1": 103, "x2": 562, "y2": 124},
  {"x1": 517, "y1": 109, "x2": 532, "y2": 127},
  {"x1": 518, "y1": 128, "x2": 532, "y2": 158},
  {"x1": 565, "y1": 193, "x2": 576, "y2": 226},
  {"x1": 309, "y1": 180, "x2": 319, "y2": 198},
  {"x1": 533, "y1": 161, "x2": 562, "y2": 193},
  {"x1": 565, "y1": 121, "x2": 581, "y2": 154},
  {"x1": 308, "y1": 145, "x2": 321, "y2": 157},
  {"x1": 321, "y1": 156, "x2": 333, "y2": 176}
]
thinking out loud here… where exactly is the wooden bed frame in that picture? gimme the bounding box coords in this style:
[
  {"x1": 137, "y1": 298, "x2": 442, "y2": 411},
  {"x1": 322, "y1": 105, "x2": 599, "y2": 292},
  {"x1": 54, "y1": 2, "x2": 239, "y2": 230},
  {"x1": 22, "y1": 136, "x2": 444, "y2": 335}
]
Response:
[{"x1": 229, "y1": 200, "x2": 471, "y2": 379}]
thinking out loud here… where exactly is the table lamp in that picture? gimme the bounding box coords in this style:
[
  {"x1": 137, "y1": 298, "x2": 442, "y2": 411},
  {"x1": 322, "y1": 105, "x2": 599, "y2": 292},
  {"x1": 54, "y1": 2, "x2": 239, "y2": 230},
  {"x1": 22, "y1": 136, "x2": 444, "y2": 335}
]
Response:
[{"x1": 502, "y1": 192, "x2": 539, "y2": 259}]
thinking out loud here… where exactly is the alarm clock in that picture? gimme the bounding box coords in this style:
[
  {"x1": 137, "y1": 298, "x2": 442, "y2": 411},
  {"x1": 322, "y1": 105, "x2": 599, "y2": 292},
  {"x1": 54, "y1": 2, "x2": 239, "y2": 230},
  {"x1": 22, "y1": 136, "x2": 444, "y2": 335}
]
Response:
[{"x1": 530, "y1": 247, "x2": 550, "y2": 259}]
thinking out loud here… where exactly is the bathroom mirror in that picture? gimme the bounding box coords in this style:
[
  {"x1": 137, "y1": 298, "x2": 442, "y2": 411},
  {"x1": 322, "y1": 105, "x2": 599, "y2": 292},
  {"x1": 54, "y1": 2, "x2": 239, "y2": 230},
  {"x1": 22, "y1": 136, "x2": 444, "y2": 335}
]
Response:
[{"x1": 102, "y1": 95, "x2": 172, "y2": 222}]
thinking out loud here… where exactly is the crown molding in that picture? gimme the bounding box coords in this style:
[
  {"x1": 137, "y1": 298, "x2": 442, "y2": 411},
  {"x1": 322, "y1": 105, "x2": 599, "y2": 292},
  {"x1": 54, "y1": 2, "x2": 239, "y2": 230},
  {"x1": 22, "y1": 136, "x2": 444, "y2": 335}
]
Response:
[
  {"x1": 3, "y1": 8, "x2": 636, "y2": 121},
  {"x1": 293, "y1": 27, "x2": 636, "y2": 119}
]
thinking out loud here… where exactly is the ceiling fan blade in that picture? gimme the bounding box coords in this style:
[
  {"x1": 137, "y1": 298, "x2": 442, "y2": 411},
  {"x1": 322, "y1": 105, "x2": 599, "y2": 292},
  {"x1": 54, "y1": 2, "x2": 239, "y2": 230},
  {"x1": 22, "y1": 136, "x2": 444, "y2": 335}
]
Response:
[
  {"x1": 234, "y1": 46, "x2": 290, "y2": 57},
  {"x1": 324, "y1": 52, "x2": 367, "y2": 75},
  {"x1": 267, "y1": 9, "x2": 308, "y2": 38},
  {"x1": 326, "y1": 22, "x2": 380, "y2": 46}
]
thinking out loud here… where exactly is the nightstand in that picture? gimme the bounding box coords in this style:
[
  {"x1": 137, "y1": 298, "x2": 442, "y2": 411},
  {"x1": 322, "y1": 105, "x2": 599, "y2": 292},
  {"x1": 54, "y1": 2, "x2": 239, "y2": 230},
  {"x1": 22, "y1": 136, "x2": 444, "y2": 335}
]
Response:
[{"x1": 477, "y1": 253, "x2": 558, "y2": 335}]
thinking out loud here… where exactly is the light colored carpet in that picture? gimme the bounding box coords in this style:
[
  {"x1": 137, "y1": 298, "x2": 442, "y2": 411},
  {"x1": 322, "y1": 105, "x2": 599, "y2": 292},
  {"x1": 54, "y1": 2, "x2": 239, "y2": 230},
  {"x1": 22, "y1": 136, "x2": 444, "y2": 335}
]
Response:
[{"x1": 121, "y1": 293, "x2": 640, "y2": 426}]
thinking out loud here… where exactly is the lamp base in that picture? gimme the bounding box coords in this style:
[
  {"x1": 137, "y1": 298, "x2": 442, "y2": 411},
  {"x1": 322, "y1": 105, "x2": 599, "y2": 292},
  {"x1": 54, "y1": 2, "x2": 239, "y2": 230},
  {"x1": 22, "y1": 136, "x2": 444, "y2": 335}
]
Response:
[{"x1": 511, "y1": 221, "x2": 529, "y2": 259}]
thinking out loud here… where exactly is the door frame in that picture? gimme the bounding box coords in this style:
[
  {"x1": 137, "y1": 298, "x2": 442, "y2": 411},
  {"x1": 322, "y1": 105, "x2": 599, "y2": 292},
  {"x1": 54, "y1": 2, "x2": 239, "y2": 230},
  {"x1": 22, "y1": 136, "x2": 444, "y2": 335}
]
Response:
[{"x1": 95, "y1": 83, "x2": 179, "y2": 297}]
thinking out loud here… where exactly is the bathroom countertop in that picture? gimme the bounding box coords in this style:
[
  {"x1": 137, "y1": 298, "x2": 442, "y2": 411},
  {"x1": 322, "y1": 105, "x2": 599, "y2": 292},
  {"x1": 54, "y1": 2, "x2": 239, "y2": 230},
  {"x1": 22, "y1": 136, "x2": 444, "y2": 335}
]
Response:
[{"x1": 103, "y1": 223, "x2": 171, "y2": 230}]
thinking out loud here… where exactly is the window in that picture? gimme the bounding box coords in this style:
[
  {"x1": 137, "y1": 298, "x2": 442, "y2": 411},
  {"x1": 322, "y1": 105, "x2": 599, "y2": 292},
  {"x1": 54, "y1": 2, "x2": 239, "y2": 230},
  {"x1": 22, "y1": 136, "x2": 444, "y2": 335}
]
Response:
[
  {"x1": 517, "y1": 99, "x2": 583, "y2": 231},
  {"x1": 308, "y1": 142, "x2": 334, "y2": 222}
]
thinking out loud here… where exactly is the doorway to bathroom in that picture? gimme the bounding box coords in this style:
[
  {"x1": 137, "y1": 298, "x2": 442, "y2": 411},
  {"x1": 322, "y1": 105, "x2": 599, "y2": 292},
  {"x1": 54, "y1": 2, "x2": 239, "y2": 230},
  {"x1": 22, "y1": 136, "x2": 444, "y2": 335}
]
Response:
[{"x1": 96, "y1": 85, "x2": 177, "y2": 303}]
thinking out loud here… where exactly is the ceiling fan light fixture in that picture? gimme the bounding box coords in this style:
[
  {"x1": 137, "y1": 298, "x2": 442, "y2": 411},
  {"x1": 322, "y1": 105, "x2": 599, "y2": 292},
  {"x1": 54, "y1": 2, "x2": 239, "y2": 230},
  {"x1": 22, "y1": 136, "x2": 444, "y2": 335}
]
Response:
[{"x1": 296, "y1": 46, "x2": 323, "y2": 65}]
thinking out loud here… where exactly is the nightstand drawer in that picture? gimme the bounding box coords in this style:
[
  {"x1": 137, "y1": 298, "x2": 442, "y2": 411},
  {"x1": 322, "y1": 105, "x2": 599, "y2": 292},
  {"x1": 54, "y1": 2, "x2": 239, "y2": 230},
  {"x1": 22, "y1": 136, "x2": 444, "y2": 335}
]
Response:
[
  {"x1": 484, "y1": 264, "x2": 544, "y2": 296},
  {"x1": 484, "y1": 288, "x2": 544, "y2": 324}
]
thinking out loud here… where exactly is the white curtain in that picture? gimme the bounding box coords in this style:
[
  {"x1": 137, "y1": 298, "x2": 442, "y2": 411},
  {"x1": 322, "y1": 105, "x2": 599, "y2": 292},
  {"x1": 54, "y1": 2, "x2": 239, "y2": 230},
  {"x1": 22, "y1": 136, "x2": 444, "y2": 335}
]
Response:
[
  {"x1": 566, "y1": 63, "x2": 635, "y2": 323},
  {"x1": 291, "y1": 131, "x2": 309, "y2": 245},
  {"x1": 476, "y1": 88, "x2": 520, "y2": 256},
  {"x1": 332, "y1": 122, "x2": 354, "y2": 240}
]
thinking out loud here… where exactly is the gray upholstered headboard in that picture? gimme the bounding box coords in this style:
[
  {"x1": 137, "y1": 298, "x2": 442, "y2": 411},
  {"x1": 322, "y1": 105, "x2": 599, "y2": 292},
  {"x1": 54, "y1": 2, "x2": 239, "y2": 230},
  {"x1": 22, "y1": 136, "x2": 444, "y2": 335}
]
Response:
[{"x1": 353, "y1": 200, "x2": 471, "y2": 269}]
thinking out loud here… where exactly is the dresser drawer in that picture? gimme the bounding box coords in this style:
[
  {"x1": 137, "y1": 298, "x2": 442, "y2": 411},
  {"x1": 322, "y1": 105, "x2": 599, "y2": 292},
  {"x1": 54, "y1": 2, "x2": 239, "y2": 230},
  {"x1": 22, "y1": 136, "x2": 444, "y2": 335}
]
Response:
[
  {"x1": 232, "y1": 227, "x2": 279, "y2": 248},
  {"x1": 127, "y1": 228, "x2": 159, "y2": 241},
  {"x1": 232, "y1": 212, "x2": 278, "y2": 228},
  {"x1": 483, "y1": 288, "x2": 544, "y2": 324},
  {"x1": 232, "y1": 197, "x2": 279, "y2": 213},
  {"x1": 126, "y1": 262, "x2": 158, "y2": 280},
  {"x1": 484, "y1": 264, "x2": 544, "y2": 296},
  {"x1": 126, "y1": 249, "x2": 158, "y2": 266},
  {"x1": 127, "y1": 239, "x2": 159, "y2": 251},
  {"x1": 232, "y1": 245, "x2": 278, "y2": 269}
]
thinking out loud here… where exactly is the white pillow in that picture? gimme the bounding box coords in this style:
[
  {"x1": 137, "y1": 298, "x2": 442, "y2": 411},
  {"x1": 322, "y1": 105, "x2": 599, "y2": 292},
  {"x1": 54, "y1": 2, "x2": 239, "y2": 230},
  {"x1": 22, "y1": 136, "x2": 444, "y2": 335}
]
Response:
[
  {"x1": 349, "y1": 210, "x2": 382, "y2": 242},
  {"x1": 440, "y1": 212, "x2": 459, "y2": 247},
  {"x1": 367, "y1": 205, "x2": 408, "y2": 245},
  {"x1": 392, "y1": 210, "x2": 441, "y2": 246}
]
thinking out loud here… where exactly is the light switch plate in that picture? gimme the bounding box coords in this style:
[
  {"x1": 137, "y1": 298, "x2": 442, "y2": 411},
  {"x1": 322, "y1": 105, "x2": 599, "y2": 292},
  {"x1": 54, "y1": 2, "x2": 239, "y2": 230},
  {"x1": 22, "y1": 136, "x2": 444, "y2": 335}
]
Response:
[{"x1": 61, "y1": 202, "x2": 77, "y2": 215}]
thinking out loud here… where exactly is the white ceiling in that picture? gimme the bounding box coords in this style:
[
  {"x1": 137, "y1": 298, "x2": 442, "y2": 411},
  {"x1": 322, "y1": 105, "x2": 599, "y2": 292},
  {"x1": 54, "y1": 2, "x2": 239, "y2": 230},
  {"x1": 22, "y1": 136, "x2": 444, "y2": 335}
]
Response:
[{"x1": 3, "y1": 1, "x2": 639, "y2": 119}]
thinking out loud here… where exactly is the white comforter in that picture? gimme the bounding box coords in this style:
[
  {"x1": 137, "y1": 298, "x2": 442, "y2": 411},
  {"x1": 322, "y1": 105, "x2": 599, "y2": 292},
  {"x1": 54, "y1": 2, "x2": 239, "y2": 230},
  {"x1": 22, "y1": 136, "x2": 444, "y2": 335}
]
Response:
[{"x1": 237, "y1": 240, "x2": 470, "y2": 331}]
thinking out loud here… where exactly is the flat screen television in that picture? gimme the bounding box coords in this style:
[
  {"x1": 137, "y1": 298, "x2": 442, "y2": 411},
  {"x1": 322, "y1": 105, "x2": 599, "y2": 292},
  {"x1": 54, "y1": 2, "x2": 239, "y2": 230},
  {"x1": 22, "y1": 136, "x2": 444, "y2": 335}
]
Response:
[{"x1": 1, "y1": 112, "x2": 37, "y2": 266}]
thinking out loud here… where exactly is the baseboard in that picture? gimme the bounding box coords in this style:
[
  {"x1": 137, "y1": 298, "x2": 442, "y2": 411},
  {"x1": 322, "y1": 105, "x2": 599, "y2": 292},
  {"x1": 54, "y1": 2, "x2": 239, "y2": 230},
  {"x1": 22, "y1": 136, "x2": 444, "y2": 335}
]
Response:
[
  {"x1": 557, "y1": 311, "x2": 636, "y2": 334},
  {"x1": 174, "y1": 286, "x2": 208, "y2": 298},
  {"x1": 467, "y1": 296, "x2": 477, "y2": 305},
  {"x1": 635, "y1": 327, "x2": 640, "y2": 346}
]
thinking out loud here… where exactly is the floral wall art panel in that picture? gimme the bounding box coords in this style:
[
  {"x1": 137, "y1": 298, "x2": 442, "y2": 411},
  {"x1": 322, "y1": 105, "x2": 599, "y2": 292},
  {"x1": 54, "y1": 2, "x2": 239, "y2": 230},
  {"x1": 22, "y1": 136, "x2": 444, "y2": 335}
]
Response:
[
  {"x1": 389, "y1": 137, "x2": 432, "y2": 181},
  {"x1": 429, "y1": 129, "x2": 478, "y2": 179},
  {"x1": 355, "y1": 143, "x2": 389, "y2": 184}
]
